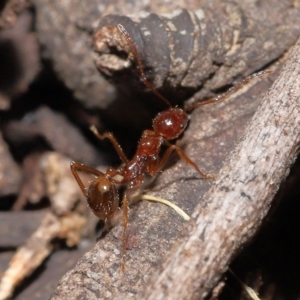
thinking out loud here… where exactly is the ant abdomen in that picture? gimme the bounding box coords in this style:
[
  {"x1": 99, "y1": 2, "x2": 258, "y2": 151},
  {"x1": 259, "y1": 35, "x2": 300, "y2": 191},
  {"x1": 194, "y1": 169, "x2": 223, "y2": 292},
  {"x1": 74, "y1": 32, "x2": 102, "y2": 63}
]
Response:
[
  {"x1": 86, "y1": 176, "x2": 119, "y2": 220},
  {"x1": 153, "y1": 108, "x2": 188, "y2": 140}
]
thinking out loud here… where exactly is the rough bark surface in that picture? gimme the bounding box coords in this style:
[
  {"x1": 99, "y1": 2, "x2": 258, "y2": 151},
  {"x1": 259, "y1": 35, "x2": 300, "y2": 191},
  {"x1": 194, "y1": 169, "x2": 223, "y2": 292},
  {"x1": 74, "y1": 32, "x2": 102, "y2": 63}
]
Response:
[
  {"x1": 49, "y1": 54, "x2": 277, "y2": 300},
  {"x1": 1, "y1": 0, "x2": 300, "y2": 299},
  {"x1": 140, "y1": 36, "x2": 300, "y2": 300},
  {"x1": 53, "y1": 38, "x2": 299, "y2": 300},
  {"x1": 46, "y1": 2, "x2": 300, "y2": 300}
]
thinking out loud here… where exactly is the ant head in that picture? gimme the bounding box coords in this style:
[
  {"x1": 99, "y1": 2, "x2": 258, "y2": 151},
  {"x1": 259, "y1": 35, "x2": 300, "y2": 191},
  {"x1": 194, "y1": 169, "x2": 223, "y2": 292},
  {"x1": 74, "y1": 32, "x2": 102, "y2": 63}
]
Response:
[
  {"x1": 86, "y1": 176, "x2": 119, "y2": 220},
  {"x1": 153, "y1": 108, "x2": 188, "y2": 140}
]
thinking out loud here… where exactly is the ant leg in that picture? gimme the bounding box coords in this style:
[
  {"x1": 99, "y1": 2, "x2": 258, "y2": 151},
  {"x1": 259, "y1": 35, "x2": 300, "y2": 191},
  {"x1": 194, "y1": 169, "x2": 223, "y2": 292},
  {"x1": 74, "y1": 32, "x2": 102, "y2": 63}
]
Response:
[
  {"x1": 184, "y1": 70, "x2": 272, "y2": 112},
  {"x1": 117, "y1": 24, "x2": 171, "y2": 108},
  {"x1": 173, "y1": 146, "x2": 215, "y2": 178},
  {"x1": 121, "y1": 191, "x2": 129, "y2": 271},
  {"x1": 90, "y1": 125, "x2": 129, "y2": 164},
  {"x1": 71, "y1": 162, "x2": 123, "y2": 196},
  {"x1": 70, "y1": 162, "x2": 106, "y2": 196},
  {"x1": 150, "y1": 145, "x2": 215, "y2": 179}
]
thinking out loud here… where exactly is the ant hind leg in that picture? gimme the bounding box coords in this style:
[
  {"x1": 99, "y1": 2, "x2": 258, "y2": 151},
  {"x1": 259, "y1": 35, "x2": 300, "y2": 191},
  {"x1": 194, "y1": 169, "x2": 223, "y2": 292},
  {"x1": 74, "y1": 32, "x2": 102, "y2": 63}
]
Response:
[
  {"x1": 173, "y1": 145, "x2": 215, "y2": 179},
  {"x1": 149, "y1": 145, "x2": 215, "y2": 179}
]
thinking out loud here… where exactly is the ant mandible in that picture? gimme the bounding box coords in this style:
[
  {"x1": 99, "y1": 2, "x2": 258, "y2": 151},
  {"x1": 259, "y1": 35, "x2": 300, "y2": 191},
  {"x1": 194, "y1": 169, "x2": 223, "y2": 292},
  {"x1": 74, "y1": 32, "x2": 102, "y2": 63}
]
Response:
[{"x1": 71, "y1": 23, "x2": 270, "y2": 270}]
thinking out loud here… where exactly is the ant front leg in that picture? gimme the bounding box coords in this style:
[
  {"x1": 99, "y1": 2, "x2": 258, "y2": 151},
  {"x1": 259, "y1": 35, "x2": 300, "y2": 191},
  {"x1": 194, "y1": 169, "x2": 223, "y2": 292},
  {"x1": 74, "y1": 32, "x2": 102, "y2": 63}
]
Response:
[
  {"x1": 184, "y1": 70, "x2": 272, "y2": 112},
  {"x1": 150, "y1": 144, "x2": 215, "y2": 179},
  {"x1": 90, "y1": 125, "x2": 129, "y2": 164}
]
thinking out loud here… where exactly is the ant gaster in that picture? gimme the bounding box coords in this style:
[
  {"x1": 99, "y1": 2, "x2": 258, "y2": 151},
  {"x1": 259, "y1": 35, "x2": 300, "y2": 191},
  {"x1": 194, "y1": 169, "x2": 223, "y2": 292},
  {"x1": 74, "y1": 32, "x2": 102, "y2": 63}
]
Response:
[{"x1": 71, "y1": 24, "x2": 270, "y2": 270}]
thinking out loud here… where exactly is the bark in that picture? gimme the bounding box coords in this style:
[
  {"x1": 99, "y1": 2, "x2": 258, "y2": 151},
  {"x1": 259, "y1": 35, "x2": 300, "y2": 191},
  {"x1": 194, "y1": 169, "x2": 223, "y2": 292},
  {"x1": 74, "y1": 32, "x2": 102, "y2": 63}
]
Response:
[
  {"x1": 48, "y1": 58, "x2": 295, "y2": 298},
  {"x1": 47, "y1": 2, "x2": 300, "y2": 300},
  {"x1": 0, "y1": 0, "x2": 299, "y2": 299},
  {"x1": 49, "y1": 45, "x2": 276, "y2": 300},
  {"x1": 139, "y1": 35, "x2": 300, "y2": 300}
]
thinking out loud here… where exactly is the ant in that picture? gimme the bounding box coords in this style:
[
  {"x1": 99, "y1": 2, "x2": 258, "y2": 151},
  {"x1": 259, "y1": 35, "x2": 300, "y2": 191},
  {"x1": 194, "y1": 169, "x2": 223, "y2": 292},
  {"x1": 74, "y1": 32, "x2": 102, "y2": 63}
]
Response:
[{"x1": 71, "y1": 24, "x2": 271, "y2": 270}]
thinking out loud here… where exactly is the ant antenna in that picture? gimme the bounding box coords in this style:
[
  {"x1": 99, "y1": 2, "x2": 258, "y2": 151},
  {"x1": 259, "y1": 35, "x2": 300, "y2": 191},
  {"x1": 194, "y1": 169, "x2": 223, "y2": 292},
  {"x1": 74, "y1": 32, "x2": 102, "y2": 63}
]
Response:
[
  {"x1": 184, "y1": 70, "x2": 272, "y2": 112},
  {"x1": 117, "y1": 24, "x2": 172, "y2": 108}
]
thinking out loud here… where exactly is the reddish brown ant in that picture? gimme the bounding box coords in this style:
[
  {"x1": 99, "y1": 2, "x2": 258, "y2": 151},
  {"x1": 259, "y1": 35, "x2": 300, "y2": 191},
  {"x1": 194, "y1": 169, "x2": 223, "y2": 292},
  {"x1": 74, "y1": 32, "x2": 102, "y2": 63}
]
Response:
[{"x1": 71, "y1": 23, "x2": 271, "y2": 270}]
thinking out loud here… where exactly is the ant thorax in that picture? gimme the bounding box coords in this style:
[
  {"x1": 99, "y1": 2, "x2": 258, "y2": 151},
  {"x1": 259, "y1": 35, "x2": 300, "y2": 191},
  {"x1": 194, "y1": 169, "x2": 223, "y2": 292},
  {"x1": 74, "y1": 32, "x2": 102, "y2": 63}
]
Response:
[
  {"x1": 137, "y1": 131, "x2": 164, "y2": 156},
  {"x1": 123, "y1": 133, "x2": 164, "y2": 181}
]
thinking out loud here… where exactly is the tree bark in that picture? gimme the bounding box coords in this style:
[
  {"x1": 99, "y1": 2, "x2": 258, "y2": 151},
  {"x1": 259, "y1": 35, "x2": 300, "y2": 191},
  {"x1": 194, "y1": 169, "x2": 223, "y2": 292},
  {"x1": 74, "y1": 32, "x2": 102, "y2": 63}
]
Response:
[
  {"x1": 49, "y1": 40, "x2": 300, "y2": 297},
  {"x1": 48, "y1": 2, "x2": 300, "y2": 300},
  {"x1": 139, "y1": 35, "x2": 300, "y2": 300}
]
